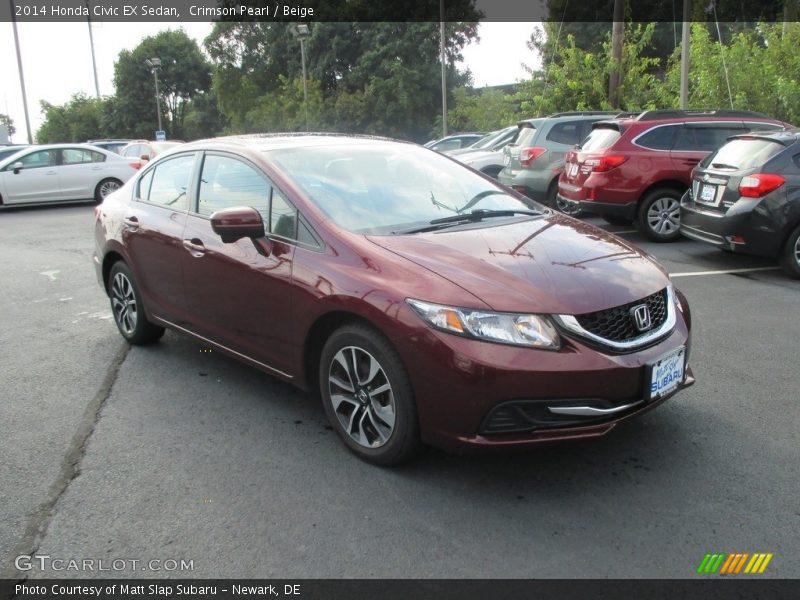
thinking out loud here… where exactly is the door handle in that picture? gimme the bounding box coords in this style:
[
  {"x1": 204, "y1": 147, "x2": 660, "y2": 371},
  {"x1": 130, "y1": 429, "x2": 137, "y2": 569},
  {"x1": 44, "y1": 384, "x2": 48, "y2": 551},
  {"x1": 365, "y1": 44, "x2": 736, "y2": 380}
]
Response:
[
  {"x1": 182, "y1": 239, "x2": 206, "y2": 256},
  {"x1": 123, "y1": 216, "x2": 139, "y2": 230}
]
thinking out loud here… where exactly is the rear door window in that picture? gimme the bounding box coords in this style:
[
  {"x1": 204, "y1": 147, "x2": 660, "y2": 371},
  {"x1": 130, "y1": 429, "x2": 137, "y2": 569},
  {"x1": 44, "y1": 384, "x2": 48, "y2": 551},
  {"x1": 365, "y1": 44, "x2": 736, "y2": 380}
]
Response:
[
  {"x1": 141, "y1": 154, "x2": 195, "y2": 211},
  {"x1": 674, "y1": 125, "x2": 746, "y2": 152}
]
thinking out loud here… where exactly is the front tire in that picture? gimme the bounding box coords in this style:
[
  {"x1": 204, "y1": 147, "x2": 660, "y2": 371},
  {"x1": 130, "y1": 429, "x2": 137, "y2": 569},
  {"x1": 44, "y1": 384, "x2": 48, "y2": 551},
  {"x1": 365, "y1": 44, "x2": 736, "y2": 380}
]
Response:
[
  {"x1": 319, "y1": 324, "x2": 420, "y2": 465},
  {"x1": 108, "y1": 262, "x2": 165, "y2": 344},
  {"x1": 780, "y1": 224, "x2": 800, "y2": 279},
  {"x1": 638, "y1": 188, "x2": 683, "y2": 242}
]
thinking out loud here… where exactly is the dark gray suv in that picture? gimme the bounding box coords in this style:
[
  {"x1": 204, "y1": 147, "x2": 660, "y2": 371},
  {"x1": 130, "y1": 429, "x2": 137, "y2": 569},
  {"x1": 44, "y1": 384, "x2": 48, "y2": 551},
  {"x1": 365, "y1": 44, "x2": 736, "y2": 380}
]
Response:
[{"x1": 498, "y1": 112, "x2": 618, "y2": 214}]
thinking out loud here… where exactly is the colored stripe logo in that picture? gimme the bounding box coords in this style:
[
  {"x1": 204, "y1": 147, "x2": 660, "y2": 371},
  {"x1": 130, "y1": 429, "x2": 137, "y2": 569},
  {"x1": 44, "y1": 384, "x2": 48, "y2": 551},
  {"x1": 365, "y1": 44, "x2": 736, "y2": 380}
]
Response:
[{"x1": 697, "y1": 553, "x2": 773, "y2": 574}]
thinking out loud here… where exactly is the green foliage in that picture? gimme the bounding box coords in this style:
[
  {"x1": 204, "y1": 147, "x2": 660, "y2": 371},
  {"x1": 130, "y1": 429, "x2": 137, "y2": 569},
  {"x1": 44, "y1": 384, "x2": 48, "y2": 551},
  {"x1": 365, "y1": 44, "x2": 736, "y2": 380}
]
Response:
[
  {"x1": 660, "y1": 22, "x2": 800, "y2": 124},
  {"x1": 37, "y1": 94, "x2": 107, "y2": 143},
  {"x1": 447, "y1": 87, "x2": 523, "y2": 133},
  {"x1": 512, "y1": 23, "x2": 666, "y2": 116},
  {"x1": 0, "y1": 114, "x2": 15, "y2": 138},
  {"x1": 113, "y1": 29, "x2": 212, "y2": 139},
  {"x1": 205, "y1": 21, "x2": 478, "y2": 141}
]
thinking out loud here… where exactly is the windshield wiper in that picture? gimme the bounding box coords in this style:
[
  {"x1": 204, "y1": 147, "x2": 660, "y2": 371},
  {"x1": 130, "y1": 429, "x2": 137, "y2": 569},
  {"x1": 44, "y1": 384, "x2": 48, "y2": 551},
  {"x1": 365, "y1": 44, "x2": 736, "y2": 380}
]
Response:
[{"x1": 393, "y1": 208, "x2": 542, "y2": 234}]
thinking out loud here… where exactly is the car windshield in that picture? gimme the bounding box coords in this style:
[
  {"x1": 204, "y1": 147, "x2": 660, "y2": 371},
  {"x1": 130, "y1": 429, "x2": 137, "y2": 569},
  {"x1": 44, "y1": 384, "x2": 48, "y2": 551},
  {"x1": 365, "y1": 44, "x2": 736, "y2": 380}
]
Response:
[
  {"x1": 699, "y1": 138, "x2": 786, "y2": 170},
  {"x1": 268, "y1": 142, "x2": 536, "y2": 234}
]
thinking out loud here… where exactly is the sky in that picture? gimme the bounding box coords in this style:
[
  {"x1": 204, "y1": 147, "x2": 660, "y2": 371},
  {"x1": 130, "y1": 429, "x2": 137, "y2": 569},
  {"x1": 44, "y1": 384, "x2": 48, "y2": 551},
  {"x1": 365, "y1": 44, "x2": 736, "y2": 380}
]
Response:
[{"x1": 0, "y1": 21, "x2": 538, "y2": 143}]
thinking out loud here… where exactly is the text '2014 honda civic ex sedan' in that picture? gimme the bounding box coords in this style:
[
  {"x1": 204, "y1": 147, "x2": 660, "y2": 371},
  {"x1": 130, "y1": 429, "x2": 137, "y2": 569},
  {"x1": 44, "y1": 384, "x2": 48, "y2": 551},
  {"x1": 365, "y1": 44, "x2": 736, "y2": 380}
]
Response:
[{"x1": 94, "y1": 134, "x2": 694, "y2": 465}]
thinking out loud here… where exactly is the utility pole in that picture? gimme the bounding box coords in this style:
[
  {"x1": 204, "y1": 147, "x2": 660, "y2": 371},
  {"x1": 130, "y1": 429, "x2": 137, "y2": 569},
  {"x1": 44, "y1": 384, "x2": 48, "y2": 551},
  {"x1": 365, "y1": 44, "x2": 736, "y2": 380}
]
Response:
[
  {"x1": 85, "y1": 0, "x2": 101, "y2": 99},
  {"x1": 10, "y1": 0, "x2": 33, "y2": 143},
  {"x1": 680, "y1": 0, "x2": 690, "y2": 109},
  {"x1": 440, "y1": 0, "x2": 447, "y2": 137},
  {"x1": 608, "y1": 0, "x2": 624, "y2": 109}
]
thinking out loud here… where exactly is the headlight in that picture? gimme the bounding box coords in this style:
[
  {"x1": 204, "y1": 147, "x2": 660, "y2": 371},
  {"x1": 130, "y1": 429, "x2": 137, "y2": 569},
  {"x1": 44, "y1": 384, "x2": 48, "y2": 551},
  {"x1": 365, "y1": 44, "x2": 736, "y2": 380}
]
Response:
[{"x1": 406, "y1": 299, "x2": 561, "y2": 350}]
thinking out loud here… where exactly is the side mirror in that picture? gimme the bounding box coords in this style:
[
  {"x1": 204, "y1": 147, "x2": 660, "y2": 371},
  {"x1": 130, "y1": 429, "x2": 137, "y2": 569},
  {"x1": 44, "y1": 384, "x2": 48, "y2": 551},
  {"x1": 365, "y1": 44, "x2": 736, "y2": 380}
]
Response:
[
  {"x1": 12, "y1": 161, "x2": 23, "y2": 174},
  {"x1": 210, "y1": 206, "x2": 265, "y2": 244}
]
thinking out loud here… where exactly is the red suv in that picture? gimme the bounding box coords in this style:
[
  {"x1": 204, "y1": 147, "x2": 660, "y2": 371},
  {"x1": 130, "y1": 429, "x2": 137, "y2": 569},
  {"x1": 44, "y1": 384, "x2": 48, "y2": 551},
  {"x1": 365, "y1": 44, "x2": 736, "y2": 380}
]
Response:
[{"x1": 558, "y1": 110, "x2": 789, "y2": 241}]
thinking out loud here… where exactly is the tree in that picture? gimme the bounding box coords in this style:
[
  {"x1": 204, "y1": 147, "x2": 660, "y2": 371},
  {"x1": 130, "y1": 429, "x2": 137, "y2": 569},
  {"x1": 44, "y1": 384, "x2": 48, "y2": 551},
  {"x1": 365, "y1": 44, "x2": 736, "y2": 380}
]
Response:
[
  {"x1": 447, "y1": 87, "x2": 523, "y2": 134},
  {"x1": 205, "y1": 20, "x2": 479, "y2": 141},
  {"x1": 113, "y1": 29, "x2": 212, "y2": 139},
  {"x1": 0, "y1": 114, "x2": 16, "y2": 138},
  {"x1": 660, "y1": 22, "x2": 800, "y2": 124},
  {"x1": 513, "y1": 23, "x2": 665, "y2": 116},
  {"x1": 37, "y1": 94, "x2": 107, "y2": 143}
]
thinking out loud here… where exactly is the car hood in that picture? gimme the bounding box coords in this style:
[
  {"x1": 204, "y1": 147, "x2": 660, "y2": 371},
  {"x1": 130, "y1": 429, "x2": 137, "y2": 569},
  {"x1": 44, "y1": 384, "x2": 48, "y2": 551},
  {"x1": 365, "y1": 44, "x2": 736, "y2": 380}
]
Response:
[{"x1": 366, "y1": 215, "x2": 670, "y2": 315}]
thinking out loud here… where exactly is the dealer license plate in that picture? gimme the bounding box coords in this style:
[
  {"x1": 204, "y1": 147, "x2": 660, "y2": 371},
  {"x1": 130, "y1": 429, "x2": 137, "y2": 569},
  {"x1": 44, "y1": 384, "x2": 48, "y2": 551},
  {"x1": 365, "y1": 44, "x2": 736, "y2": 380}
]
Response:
[
  {"x1": 698, "y1": 184, "x2": 716, "y2": 204},
  {"x1": 567, "y1": 162, "x2": 579, "y2": 178},
  {"x1": 647, "y1": 347, "x2": 685, "y2": 400}
]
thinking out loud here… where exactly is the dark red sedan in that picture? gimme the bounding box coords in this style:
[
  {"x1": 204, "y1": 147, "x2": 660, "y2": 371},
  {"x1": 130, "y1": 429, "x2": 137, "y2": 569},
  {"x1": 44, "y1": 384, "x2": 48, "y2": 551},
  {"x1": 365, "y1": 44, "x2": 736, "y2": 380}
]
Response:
[{"x1": 94, "y1": 134, "x2": 694, "y2": 465}]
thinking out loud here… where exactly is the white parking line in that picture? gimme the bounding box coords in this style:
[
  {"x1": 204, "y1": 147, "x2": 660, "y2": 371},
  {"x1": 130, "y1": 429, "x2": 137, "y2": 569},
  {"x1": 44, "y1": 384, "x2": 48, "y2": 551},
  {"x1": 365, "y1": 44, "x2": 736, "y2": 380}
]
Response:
[
  {"x1": 608, "y1": 229, "x2": 638, "y2": 234},
  {"x1": 670, "y1": 266, "x2": 781, "y2": 278}
]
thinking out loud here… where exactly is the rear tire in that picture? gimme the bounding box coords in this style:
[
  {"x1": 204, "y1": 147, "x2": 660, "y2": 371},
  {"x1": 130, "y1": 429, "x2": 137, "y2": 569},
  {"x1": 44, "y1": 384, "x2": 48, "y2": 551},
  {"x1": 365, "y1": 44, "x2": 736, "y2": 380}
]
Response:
[
  {"x1": 95, "y1": 178, "x2": 122, "y2": 203},
  {"x1": 550, "y1": 181, "x2": 584, "y2": 217},
  {"x1": 780, "y1": 224, "x2": 800, "y2": 279},
  {"x1": 638, "y1": 188, "x2": 683, "y2": 242},
  {"x1": 319, "y1": 324, "x2": 420, "y2": 466},
  {"x1": 108, "y1": 262, "x2": 165, "y2": 344}
]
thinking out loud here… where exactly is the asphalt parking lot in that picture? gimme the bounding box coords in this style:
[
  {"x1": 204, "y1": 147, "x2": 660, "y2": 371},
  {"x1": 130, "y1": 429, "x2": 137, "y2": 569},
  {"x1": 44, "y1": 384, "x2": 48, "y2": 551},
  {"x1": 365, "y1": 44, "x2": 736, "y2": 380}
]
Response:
[{"x1": 1, "y1": 203, "x2": 798, "y2": 580}]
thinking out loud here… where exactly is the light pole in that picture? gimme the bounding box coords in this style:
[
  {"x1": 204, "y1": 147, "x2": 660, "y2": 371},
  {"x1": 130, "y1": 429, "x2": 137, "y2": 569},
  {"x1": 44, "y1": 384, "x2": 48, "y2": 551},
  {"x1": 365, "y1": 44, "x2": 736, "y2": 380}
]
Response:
[
  {"x1": 291, "y1": 23, "x2": 310, "y2": 131},
  {"x1": 145, "y1": 57, "x2": 163, "y2": 135}
]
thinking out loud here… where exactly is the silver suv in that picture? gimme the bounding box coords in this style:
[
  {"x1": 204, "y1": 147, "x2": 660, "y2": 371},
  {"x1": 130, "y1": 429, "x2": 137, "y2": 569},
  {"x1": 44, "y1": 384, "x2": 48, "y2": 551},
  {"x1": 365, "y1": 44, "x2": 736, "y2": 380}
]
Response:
[{"x1": 498, "y1": 112, "x2": 618, "y2": 213}]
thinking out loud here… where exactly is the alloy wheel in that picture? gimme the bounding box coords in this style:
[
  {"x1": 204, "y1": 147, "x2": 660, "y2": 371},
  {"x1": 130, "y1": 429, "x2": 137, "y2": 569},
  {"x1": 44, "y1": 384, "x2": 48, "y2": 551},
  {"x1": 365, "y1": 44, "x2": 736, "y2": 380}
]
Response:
[
  {"x1": 794, "y1": 235, "x2": 800, "y2": 267},
  {"x1": 646, "y1": 197, "x2": 681, "y2": 235},
  {"x1": 111, "y1": 272, "x2": 138, "y2": 336},
  {"x1": 328, "y1": 346, "x2": 396, "y2": 448},
  {"x1": 99, "y1": 180, "x2": 121, "y2": 199}
]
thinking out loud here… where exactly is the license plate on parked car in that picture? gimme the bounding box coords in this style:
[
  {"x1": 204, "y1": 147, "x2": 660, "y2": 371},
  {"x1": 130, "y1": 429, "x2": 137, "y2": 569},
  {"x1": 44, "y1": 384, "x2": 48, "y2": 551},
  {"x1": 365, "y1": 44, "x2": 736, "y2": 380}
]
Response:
[
  {"x1": 647, "y1": 347, "x2": 685, "y2": 400},
  {"x1": 698, "y1": 184, "x2": 716, "y2": 204},
  {"x1": 567, "y1": 163, "x2": 579, "y2": 178},
  {"x1": 503, "y1": 154, "x2": 510, "y2": 166}
]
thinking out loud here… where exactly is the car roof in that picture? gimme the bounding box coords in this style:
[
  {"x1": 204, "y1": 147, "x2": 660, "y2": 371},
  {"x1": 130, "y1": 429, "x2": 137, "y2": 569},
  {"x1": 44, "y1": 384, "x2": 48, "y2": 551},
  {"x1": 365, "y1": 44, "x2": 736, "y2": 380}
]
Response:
[{"x1": 181, "y1": 133, "x2": 408, "y2": 154}]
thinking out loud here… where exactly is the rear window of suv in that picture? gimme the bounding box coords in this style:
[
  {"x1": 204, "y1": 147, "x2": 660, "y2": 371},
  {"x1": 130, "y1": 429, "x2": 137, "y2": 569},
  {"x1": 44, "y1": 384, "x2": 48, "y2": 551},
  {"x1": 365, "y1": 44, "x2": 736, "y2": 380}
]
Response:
[
  {"x1": 581, "y1": 126, "x2": 621, "y2": 151},
  {"x1": 699, "y1": 138, "x2": 785, "y2": 170}
]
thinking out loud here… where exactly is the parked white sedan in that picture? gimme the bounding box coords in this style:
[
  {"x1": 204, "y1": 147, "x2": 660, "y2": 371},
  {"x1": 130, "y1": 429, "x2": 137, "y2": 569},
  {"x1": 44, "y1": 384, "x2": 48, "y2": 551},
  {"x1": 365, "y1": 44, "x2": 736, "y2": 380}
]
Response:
[{"x1": 0, "y1": 144, "x2": 139, "y2": 207}]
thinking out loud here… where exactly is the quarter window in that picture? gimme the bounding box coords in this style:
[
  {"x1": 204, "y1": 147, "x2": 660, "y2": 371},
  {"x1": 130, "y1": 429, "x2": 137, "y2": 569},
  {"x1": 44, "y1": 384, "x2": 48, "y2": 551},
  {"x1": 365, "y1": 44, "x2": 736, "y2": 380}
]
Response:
[
  {"x1": 673, "y1": 126, "x2": 745, "y2": 152},
  {"x1": 142, "y1": 154, "x2": 194, "y2": 210},
  {"x1": 546, "y1": 122, "x2": 583, "y2": 145}
]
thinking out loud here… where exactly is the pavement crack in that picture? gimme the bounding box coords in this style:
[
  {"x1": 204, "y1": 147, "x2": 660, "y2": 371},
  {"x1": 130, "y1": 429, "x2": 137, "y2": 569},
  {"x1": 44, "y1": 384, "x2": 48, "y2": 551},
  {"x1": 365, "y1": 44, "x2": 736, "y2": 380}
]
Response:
[{"x1": 3, "y1": 342, "x2": 130, "y2": 581}]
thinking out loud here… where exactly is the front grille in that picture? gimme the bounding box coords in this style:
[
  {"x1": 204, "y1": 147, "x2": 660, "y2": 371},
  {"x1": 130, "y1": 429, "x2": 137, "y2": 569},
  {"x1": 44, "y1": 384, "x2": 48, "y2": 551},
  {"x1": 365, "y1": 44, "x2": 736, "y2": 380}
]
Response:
[{"x1": 574, "y1": 289, "x2": 667, "y2": 344}]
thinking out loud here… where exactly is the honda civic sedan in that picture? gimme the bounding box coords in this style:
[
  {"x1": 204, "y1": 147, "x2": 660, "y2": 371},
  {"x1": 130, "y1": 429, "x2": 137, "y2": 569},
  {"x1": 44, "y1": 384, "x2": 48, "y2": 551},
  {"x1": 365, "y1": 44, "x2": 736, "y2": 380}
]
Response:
[
  {"x1": 0, "y1": 144, "x2": 139, "y2": 207},
  {"x1": 94, "y1": 134, "x2": 694, "y2": 465}
]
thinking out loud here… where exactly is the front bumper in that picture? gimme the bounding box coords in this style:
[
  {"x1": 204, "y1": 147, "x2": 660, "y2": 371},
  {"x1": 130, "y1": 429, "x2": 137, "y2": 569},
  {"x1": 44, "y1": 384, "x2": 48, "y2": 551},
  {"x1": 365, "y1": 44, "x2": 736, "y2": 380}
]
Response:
[{"x1": 395, "y1": 314, "x2": 693, "y2": 453}]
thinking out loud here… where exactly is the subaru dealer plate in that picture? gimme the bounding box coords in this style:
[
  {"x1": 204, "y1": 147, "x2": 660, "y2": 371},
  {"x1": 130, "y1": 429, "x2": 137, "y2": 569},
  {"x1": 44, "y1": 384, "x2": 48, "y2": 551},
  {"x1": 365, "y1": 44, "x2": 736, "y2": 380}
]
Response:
[
  {"x1": 646, "y1": 346, "x2": 685, "y2": 400},
  {"x1": 698, "y1": 184, "x2": 716, "y2": 204}
]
